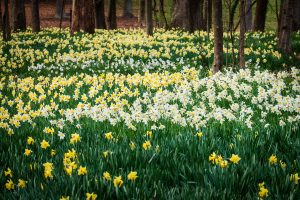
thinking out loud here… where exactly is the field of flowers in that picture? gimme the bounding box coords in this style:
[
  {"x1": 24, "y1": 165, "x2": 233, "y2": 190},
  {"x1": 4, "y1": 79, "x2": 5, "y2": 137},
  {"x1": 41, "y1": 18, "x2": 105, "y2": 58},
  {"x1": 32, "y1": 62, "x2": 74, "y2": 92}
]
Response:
[{"x1": 0, "y1": 28, "x2": 300, "y2": 199}]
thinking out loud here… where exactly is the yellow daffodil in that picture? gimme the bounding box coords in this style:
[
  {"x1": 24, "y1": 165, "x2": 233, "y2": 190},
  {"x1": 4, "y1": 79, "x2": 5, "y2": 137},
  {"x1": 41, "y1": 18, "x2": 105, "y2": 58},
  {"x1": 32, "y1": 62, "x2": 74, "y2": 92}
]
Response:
[{"x1": 127, "y1": 171, "x2": 138, "y2": 181}]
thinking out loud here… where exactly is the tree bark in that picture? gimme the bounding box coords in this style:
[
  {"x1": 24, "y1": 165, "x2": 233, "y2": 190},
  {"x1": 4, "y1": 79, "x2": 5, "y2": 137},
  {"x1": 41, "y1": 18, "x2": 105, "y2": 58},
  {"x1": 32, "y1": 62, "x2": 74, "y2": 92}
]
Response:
[
  {"x1": 146, "y1": 0, "x2": 153, "y2": 35},
  {"x1": 157, "y1": 0, "x2": 168, "y2": 29},
  {"x1": 139, "y1": 0, "x2": 145, "y2": 26},
  {"x1": 212, "y1": 0, "x2": 223, "y2": 73},
  {"x1": 123, "y1": 0, "x2": 134, "y2": 18},
  {"x1": 95, "y1": 0, "x2": 106, "y2": 29},
  {"x1": 71, "y1": 0, "x2": 82, "y2": 34},
  {"x1": 83, "y1": 0, "x2": 95, "y2": 33},
  {"x1": 239, "y1": 0, "x2": 246, "y2": 68},
  {"x1": 171, "y1": 0, "x2": 190, "y2": 31},
  {"x1": 3, "y1": 0, "x2": 11, "y2": 41},
  {"x1": 11, "y1": 0, "x2": 26, "y2": 31},
  {"x1": 253, "y1": 0, "x2": 268, "y2": 31},
  {"x1": 32, "y1": 0, "x2": 40, "y2": 33},
  {"x1": 245, "y1": 0, "x2": 252, "y2": 31},
  {"x1": 107, "y1": 0, "x2": 117, "y2": 29},
  {"x1": 0, "y1": 0, "x2": 2, "y2": 32},
  {"x1": 278, "y1": 0, "x2": 294, "y2": 54},
  {"x1": 204, "y1": 0, "x2": 212, "y2": 30},
  {"x1": 292, "y1": 0, "x2": 300, "y2": 31},
  {"x1": 55, "y1": 0, "x2": 65, "y2": 19}
]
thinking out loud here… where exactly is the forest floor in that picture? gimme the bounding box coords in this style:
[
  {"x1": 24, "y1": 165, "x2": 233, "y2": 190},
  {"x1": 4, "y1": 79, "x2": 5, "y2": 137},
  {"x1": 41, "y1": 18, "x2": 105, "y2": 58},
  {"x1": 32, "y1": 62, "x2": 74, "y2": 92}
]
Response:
[{"x1": 24, "y1": 1, "x2": 140, "y2": 29}]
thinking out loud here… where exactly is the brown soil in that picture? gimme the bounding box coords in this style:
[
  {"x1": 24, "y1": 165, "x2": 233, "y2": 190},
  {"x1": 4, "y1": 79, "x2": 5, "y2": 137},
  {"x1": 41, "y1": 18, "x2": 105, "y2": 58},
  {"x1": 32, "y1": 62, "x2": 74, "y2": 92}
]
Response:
[{"x1": 21, "y1": 1, "x2": 140, "y2": 29}]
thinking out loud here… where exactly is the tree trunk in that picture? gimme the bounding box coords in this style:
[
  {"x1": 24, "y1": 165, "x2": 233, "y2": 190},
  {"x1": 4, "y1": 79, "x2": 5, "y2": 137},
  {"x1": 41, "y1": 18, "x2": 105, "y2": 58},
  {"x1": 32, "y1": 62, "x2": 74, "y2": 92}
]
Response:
[
  {"x1": 245, "y1": 0, "x2": 252, "y2": 31},
  {"x1": 95, "y1": 0, "x2": 106, "y2": 29},
  {"x1": 204, "y1": 0, "x2": 212, "y2": 30},
  {"x1": 3, "y1": 0, "x2": 11, "y2": 41},
  {"x1": 239, "y1": 0, "x2": 246, "y2": 68},
  {"x1": 107, "y1": 0, "x2": 117, "y2": 29},
  {"x1": 82, "y1": 0, "x2": 95, "y2": 33},
  {"x1": 171, "y1": 0, "x2": 190, "y2": 31},
  {"x1": 212, "y1": 0, "x2": 223, "y2": 73},
  {"x1": 11, "y1": 0, "x2": 26, "y2": 31},
  {"x1": 139, "y1": 0, "x2": 145, "y2": 26},
  {"x1": 146, "y1": 0, "x2": 153, "y2": 35},
  {"x1": 32, "y1": 0, "x2": 40, "y2": 33},
  {"x1": 0, "y1": 0, "x2": 2, "y2": 32},
  {"x1": 71, "y1": 0, "x2": 82, "y2": 34},
  {"x1": 253, "y1": 0, "x2": 268, "y2": 31},
  {"x1": 55, "y1": 0, "x2": 65, "y2": 19},
  {"x1": 190, "y1": 0, "x2": 205, "y2": 31},
  {"x1": 292, "y1": 0, "x2": 300, "y2": 31},
  {"x1": 157, "y1": 0, "x2": 168, "y2": 29},
  {"x1": 123, "y1": 0, "x2": 134, "y2": 18},
  {"x1": 278, "y1": 0, "x2": 294, "y2": 54}
]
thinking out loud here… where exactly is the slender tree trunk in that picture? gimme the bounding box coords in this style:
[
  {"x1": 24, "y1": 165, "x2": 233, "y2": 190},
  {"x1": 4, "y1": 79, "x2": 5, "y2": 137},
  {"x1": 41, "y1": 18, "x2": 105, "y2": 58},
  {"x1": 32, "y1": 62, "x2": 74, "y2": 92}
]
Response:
[
  {"x1": 123, "y1": 0, "x2": 134, "y2": 18},
  {"x1": 95, "y1": 0, "x2": 106, "y2": 29},
  {"x1": 278, "y1": 0, "x2": 294, "y2": 54},
  {"x1": 253, "y1": 0, "x2": 268, "y2": 31},
  {"x1": 107, "y1": 0, "x2": 117, "y2": 29},
  {"x1": 239, "y1": 0, "x2": 246, "y2": 68},
  {"x1": 228, "y1": 0, "x2": 239, "y2": 33},
  {"x1": 139, "y1": 0, "x2": 145, "y2": 26},
  {"x1": 32, "y1": 0, "x2": 40, "y2": 33},
  {"x1": 146, "y1": 0, "x2": 153, "y2": 35},
  {"x1": 11, "y1": 0, "x2": 26, "y2": 31},
  {"x1": 158, "y1": 0, "x2": 168, "y2": 29},
  {"x1": 3, "y1": 0, "x2": 11, "y2": 41},
  {"x1": 55, "y1": 0, "x2": 65, "y2": 18},
  {"x1": 71, "y1": 0, "x2": 81, "y2": 34},
  {"x1": 292, "y1": 0, "x2": 300, "y2": 31},
  {"x1": 190, "y1": 0, "x2": 205, "y2": 31},
  {"x1": 212, "y1": 0, "x2": 223, "y2": 73},
  {"x1": 0, "y1": 0, "x2": 2, "y2": 32},
  {"x1": 245, "y1": 0, "x2": 252, "y2": 31},
  {"x1": 82, "y1": 0, "x2": 95, "y2": 33}
]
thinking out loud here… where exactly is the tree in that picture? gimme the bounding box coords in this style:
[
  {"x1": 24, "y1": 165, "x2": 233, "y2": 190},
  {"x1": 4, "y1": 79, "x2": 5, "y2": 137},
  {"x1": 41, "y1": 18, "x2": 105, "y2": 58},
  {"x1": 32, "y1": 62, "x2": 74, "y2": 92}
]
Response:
[
  {"x1": 293, "y1": 0, "x2": 300, "y2": 31},
  {"x1": 212, "y1": 0, "x2": 223, "y2": 73},
  {"x1": 3, "y1": 0, "x2": 11, "y2": 41},
  {"x1": 107, "y1": 0, "x2": 117, "y2": 29},
  {"x1": 71, "y1": 0, "x2": 82, "y2": 34},
  {"x1": 171, "y1": 0, "x2": 190, "y2": 31},
  {"x1": 239, "y1": 0, "x2": 246, "y2": 68},
  {"x1": 123, "y1": 0, "x2": 134, "y2": 18},
  {"x1": 54, "y1": 0, "x2": 65, "y2": 19},
  {"x1": 171, "y1": 0, "x2": 206, "y2": 32},
  {"x1": 145, "y1": 0, "x2": 153, "y2": 35},
  {"x1": 0, "y1": 0, "x2": 2, "y2": 32},
  {"x1": 278, "y1": 0, "x2": 294, "y2": 54},
  {"x1": 139, "y1": 0, "x2": 145, "y2": 26},
  {"x1": 82, "y1": 0, "x2": 95, "y2": 33},
  {"x1": 32, "y1": 0, "x2": 40, "y2": 33},
  {"x1": 157, "y1": 0, "x2": 168, "y2": 29},
  {"x1": 245, "y1": 0, "x2": 252, "y2": 31},
  {"x1": 11, "y1": 0, "x2": 26, "y2": 31},
  {"x1": 204, "y1": 0, "x2": 212, "y2": 30},
  {"x1": 253, "y1": 0, "x2": 268, "y2": 31},
  {"x1": 95, "y1": 0, "x2": 106, "y2": 29}
]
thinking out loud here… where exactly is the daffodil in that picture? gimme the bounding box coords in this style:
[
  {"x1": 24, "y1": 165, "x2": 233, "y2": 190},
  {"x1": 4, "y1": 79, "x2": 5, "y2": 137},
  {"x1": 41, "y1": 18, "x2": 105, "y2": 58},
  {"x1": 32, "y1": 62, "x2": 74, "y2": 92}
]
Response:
[
  {"x1": 127, "y1": 171, "x2": 138, "y2": 181},
  {"x1": 40, "y1": 139, "x2": 50, "y2": 149},
  {"x1": 229, "y1": 154, "x2": 241, "y2": 164},
  {"x1": 113, "y1": 176, "x2": 123, "y2": 187},
  {"x1": 78, "y1": 166, "x2": 87, "y2": 176},
  {"x1": 103, "y1": 171, "x2": 111, "y2": 181}
]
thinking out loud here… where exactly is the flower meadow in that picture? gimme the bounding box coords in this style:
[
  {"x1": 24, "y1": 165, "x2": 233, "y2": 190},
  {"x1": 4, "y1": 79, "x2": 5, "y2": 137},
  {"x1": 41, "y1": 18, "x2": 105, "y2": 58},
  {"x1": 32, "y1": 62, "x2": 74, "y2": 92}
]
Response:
[{"x1": 0, "y1": 28, "x2": 300, "y2": 199}]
